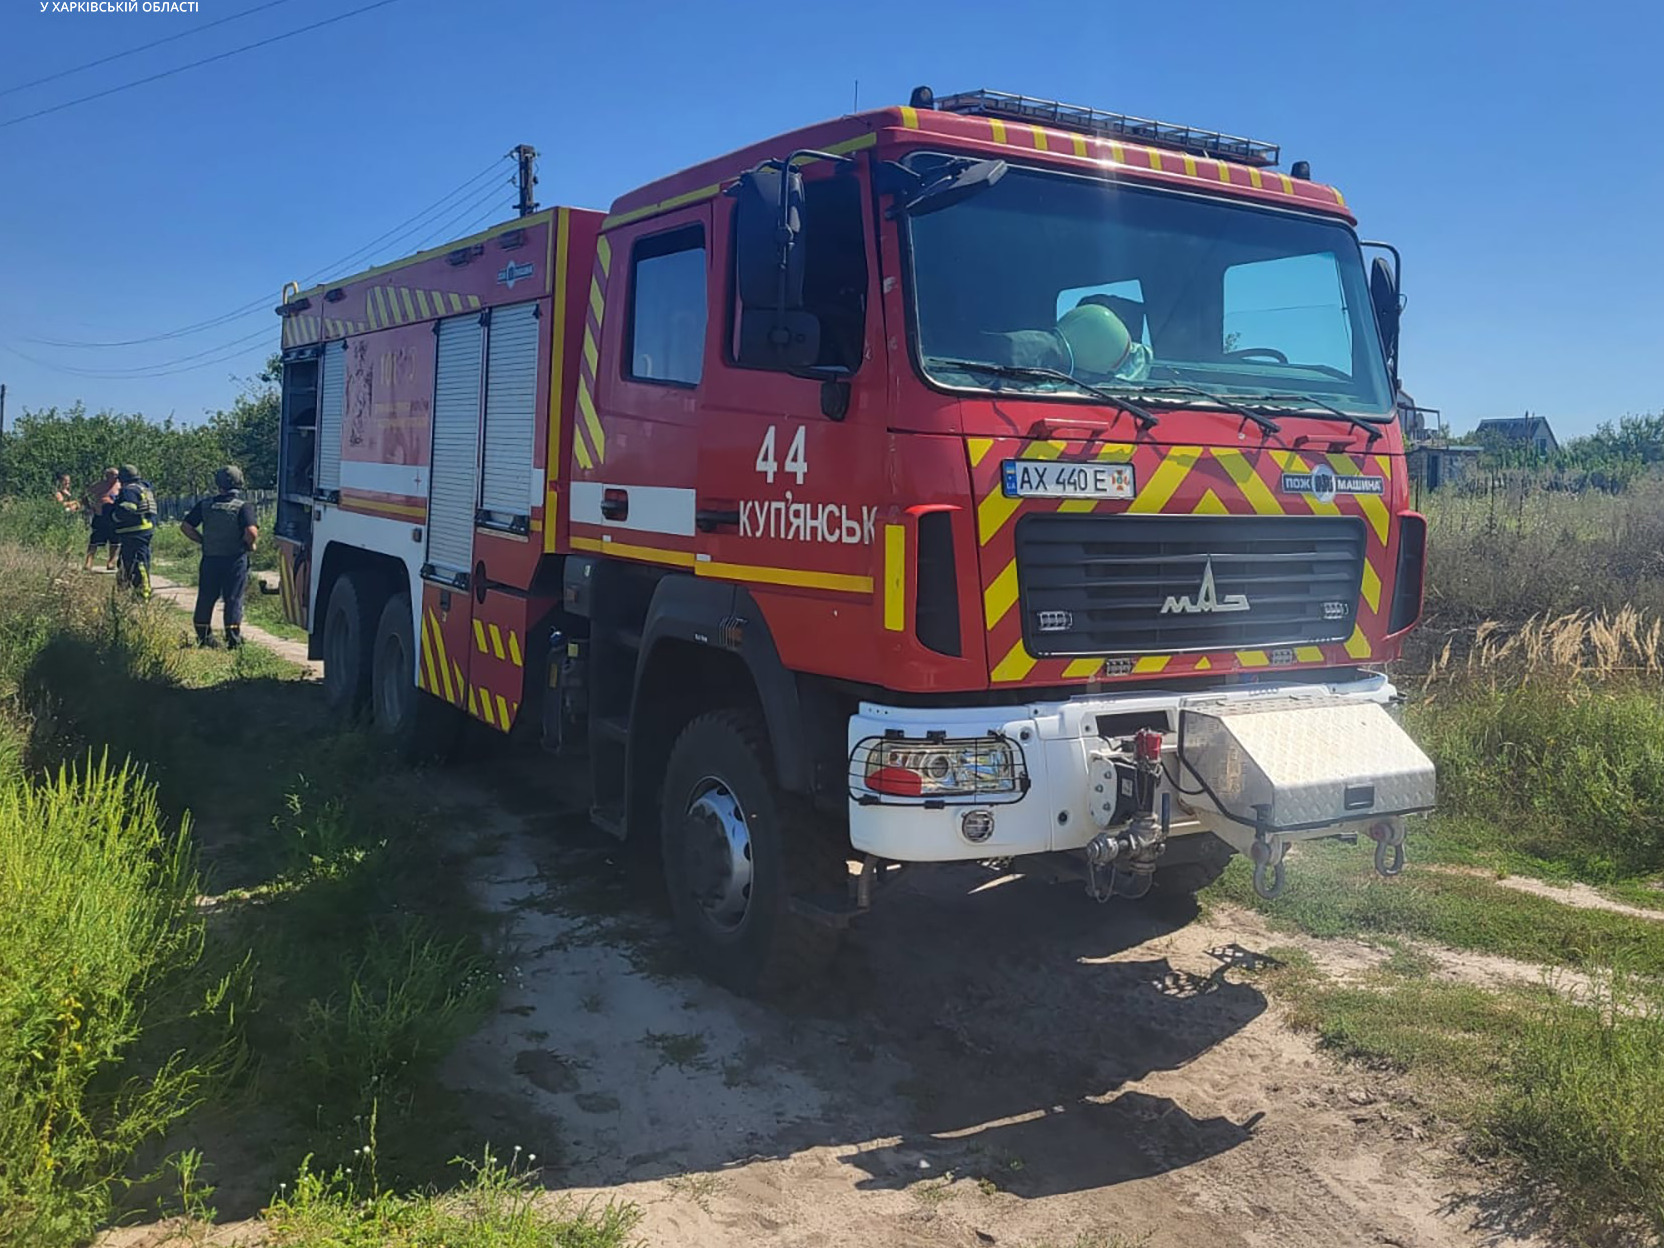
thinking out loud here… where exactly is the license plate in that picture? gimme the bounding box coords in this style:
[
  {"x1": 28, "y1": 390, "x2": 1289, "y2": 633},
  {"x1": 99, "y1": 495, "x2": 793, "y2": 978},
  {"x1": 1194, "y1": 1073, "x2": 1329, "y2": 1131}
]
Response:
[{"x1": 1001, "y1": 459, "x2": 1135, "y2": 500}]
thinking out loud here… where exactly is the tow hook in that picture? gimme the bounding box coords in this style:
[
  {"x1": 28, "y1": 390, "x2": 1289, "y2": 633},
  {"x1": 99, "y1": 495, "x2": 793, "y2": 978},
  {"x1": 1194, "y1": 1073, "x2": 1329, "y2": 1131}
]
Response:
[
  {"x1": 1085, "y1": 729, "x2": 1168, "y2": 903},
  {"x1": 1367, "y1": 819, "x2": 1407, "y2": 878},
  {"x1": 1249, "y1": 832, "x2": 1288, "y2": 900}
]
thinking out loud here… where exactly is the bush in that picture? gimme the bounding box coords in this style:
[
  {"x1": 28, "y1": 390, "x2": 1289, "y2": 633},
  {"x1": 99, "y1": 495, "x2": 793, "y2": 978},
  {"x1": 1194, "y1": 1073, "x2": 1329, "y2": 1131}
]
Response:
[{"x1": 0, "y1": 759, "x2": 240, "y2": 1247}]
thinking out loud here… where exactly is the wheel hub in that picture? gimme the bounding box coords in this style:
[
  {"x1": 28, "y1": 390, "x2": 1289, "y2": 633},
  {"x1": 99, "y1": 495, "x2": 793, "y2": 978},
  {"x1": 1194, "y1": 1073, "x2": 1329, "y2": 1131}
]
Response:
[{"x1": 683, "y1": 779, "x2": 753, "y2": 931}]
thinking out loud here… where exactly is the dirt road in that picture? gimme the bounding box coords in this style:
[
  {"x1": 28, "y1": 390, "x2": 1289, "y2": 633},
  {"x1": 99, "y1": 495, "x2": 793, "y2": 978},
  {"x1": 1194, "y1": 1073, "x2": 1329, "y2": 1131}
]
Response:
[{"x1": 443, "y1": 760, "x2": 1540, "y2": 1248}]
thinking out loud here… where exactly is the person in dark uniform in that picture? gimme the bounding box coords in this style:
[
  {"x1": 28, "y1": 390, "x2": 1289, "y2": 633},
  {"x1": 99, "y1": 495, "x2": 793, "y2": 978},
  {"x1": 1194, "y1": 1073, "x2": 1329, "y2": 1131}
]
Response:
[
  {"x1": 110, "y1": 464, "x2": 157, "y2": 599},
  {"x1": 181, "y1": 465, "x2": 258, "y2": 648}
]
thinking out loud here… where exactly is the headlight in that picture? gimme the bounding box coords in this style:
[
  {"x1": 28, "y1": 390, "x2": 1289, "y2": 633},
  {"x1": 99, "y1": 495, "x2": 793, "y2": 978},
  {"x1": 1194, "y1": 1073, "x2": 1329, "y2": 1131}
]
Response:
[{"x1": 861, "y1": 738, "x2": 1018, "y2": 797}]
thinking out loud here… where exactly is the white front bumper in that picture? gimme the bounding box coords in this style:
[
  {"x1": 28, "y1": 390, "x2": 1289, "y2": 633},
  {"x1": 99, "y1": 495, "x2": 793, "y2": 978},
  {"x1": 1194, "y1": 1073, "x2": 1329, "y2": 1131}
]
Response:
[{"x1": 846, "y1": 674, "x2": 1404, "y2": 863}]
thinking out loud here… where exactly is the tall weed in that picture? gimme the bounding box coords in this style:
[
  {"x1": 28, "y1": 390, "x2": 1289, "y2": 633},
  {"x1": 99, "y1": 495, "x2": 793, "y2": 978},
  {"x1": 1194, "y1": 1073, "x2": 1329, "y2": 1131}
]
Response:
[{"x1": 0, "y1": 759, "x2": 241, "y2": 1247}]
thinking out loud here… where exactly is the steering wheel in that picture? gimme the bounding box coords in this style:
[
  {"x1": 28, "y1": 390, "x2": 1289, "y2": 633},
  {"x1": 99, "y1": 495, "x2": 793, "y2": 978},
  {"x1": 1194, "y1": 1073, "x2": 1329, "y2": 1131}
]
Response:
[{"x1": 1222, "y1": 347, "x2": 1289, "y2": 364}]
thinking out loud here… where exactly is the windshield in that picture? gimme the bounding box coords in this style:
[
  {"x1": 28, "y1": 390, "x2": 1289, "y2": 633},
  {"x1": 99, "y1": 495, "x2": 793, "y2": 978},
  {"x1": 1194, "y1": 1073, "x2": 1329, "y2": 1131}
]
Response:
[{"x1": 907, "y1": 160, "x2": 1395, "y2": 417}]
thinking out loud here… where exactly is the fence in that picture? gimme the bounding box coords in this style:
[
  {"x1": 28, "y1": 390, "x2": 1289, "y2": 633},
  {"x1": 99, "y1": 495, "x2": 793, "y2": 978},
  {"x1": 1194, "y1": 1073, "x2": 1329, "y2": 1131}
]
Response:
[{"x1": 154, "y1": 489, "x2": 277, "y2": 524}]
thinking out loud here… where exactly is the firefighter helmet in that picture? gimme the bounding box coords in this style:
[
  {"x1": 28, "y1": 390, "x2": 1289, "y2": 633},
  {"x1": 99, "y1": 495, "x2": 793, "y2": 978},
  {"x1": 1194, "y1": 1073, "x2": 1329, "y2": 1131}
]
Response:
[{"x1": 1057, "y1": 303, "x2": 1133, "y2": 376}]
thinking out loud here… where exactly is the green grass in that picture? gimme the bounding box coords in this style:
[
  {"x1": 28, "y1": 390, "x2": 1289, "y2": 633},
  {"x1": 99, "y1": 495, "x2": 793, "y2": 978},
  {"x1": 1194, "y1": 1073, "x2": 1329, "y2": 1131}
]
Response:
[
  {"x1": 0, "y1": 539, "x2": 508, "y2": 1241},
  {"x1": 0, "y1": 759, "x2": 244, "y2": 1247},
  {"x1": 1208, "y1": 835, "x2": 1664, "y2": 978},
  {"x1": 262, "y1": 1147, "x2": 639, "y2": 1247}
]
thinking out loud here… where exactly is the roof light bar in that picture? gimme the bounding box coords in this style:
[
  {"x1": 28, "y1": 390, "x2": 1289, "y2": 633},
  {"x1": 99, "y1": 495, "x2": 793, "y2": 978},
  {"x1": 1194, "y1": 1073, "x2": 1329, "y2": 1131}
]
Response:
[{"x1": 933, "y1": 89, "x2": 1281, "y2": 168}]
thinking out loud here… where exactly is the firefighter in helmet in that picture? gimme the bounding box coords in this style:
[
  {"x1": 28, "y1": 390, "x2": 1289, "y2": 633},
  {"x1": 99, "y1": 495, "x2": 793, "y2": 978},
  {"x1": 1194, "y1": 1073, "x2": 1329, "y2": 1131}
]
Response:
[
  {"x1": 181, "y1": 466, "x2": 258, "y2": 648},
  {"x1": 110, "y1": 464, "x2": 157, "y2": 599}
]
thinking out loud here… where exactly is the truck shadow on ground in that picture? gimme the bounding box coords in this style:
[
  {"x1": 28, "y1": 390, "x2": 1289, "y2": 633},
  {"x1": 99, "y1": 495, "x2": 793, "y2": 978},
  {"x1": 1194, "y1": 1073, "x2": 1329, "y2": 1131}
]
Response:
[{"x1": 478, "y1": 758, "x2": 1277, "y2": 1201}]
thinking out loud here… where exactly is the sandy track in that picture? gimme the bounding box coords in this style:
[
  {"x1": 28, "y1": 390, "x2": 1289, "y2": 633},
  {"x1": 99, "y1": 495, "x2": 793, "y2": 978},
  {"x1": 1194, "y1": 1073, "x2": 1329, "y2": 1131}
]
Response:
[{"x1": 442, "y1": 762, "x2": 1543, "y2": 1248}]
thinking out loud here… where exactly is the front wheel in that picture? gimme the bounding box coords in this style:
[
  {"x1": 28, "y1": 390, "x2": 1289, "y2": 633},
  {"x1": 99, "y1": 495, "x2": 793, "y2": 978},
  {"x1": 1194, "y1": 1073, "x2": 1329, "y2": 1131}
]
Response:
[{"x1": 659, "y1": 710, "x2": 841, "y2": 996}]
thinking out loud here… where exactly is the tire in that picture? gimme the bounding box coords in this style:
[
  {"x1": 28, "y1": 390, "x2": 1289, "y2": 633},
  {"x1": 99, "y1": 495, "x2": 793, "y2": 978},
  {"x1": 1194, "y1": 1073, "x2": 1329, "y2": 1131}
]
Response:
[
  {"x1": 321, "y1": 574, "x2": 372, "y2": 713},
  {"x1": 659, "y1": 710, "x2": 841, "y2": 996},
  {"x1": 1153, "y1": 832, "x2": 1236, "y2": 895},
  {"x1": 371, "y1": 594, "x2": 461, "y2": 761}
]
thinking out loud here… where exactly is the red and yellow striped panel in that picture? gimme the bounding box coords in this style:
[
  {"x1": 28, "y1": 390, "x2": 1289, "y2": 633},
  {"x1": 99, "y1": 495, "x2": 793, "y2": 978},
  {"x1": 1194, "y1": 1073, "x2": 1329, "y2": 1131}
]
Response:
[{"x1": 968, "y1": 437, "x2": 1400, "y2": 685}]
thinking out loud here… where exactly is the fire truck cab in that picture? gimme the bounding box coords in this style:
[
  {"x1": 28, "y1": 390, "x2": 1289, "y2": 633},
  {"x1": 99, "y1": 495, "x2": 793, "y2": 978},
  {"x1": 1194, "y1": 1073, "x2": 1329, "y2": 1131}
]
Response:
[{"x1": 275, "y1": 88, "x2": 1435, "y2": 994}]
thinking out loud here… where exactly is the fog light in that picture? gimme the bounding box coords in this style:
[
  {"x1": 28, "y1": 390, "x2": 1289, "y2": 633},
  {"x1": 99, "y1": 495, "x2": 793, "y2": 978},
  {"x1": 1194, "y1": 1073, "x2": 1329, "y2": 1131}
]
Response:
[{"x1": 960, "y1": 809, "x2": 995, "y2": 844}]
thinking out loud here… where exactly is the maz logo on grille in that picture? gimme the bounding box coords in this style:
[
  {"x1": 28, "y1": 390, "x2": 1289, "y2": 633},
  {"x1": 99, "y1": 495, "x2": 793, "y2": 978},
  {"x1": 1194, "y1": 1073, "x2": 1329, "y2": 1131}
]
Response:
[{"x1": 1160, "y1": 558, "x2": 1250, "y2": 615}]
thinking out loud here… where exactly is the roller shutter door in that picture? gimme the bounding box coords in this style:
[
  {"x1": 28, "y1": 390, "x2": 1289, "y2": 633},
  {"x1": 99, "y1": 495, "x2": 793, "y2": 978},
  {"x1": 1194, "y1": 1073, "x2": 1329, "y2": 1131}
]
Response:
[
  {"x1": 480, "y1": 301, "x2": 540, "y2": 521},
  {"x1": 427, "y1": 315, "x2": 483, "y2": 579},
  {"x1": 316, "y1": 341, "x2": 345, "y2": 496}
]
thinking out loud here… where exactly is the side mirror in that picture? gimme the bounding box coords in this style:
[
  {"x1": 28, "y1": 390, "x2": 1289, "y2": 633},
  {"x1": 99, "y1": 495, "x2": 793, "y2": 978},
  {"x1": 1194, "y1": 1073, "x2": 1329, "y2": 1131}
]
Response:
[
  {"x1": 732, "y1": 164, "x2": 806, "y2": 312},
  {"x1": 1367, "y1": 248, "x2": 1402, "y2": 388}
]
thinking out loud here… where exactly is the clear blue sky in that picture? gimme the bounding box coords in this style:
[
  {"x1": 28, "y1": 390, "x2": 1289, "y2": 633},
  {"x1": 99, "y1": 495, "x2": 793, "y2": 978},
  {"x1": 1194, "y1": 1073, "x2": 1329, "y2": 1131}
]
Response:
[{"x1": 1, "y1": 0, "x2": 1657, "y2": 438}]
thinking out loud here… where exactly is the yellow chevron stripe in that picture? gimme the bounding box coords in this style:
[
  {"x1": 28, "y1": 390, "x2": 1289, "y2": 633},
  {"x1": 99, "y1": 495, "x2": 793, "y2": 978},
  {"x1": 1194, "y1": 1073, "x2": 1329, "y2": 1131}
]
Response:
[
  {"x1": 1327, "y1": 453, "x2": 1390, "y2": 544},
  {"x1": 1361, "y1": 560, "x2": 1382, "y2": 613},
  {"x1": 508, "y1": 630, "x2": 523, "y2": 667},
  {"x1": 1191, "y1": 488, "x2": 1229, "y2": 515},
  {"x1": 449, "y1": 292, "x2": 463, "y2": 313},
  {"x1": 1345, "y1": 626, "x2": 1372, "y2": 660},
  {"x1": 420, "y1": 613, "x2": 439, "y2": 693},
  {"x1": 573, "y1": 427, "x2": 595, "y2": 471},
  {"x1": 583, "y1": 326, "x2": 599, "y2": 375},
  {"x1": 990, "y1": 639, "x2": 1036, "y2": 683},
  {"x1": 983, "y1": 559, "x2": 1019, "y2": 629},
  {"x1": 1296, "y1": 645, "x2": 1324, "y2": 663},
  {"x1": 589, "y1": 277, "x2": 604, "y2": 325},
  {"x1": 415, "y1": 289, "x2": 432, "y2": 319},
  {"x1": 1063, "y1": 657, "x2": 1102, "y2": 678},
  {"x1": 1211, "y1": 447, "x2": 1284, "y2": 515},
  {"x1": 467, "y1": 294, "x2": 481, "y2": 309},
  {"x1": 473, "y1": 619, "x2": 487, "y2": 653},
  {"x1": 577, "y1": 384, "x2": 606, "y2": 461},
  {"x1": 1133, "y1": 655, "x2": 1171, "y2": 674},
  {"x1": 967, "y1": 437, "x2": 994, "y2": 468},
  {"x1": 478, "y1": 689, "x2": 495, "y2": 727},
  {"x1": 489, "y1": 623, "x2": 506, "y2": 660},
  {"x1": 977, "y1": 441, "x2": 1063, "y2": 544},
  {"x1": 597, "y1": 235, "x2": 612, "y2": 276},
  {"x1": 428, "y1": 610, "x2": 456, "y2": 704},
  {"x1": 1127, "y1": 446, "x2": 1202, "y2": 513},
  {"x1": 496, "y1": 694, "x2": 511, "y2": 728},
  {"x1": 1072, "y1": 134, "x2": 1088, "y2": 158},
  {"x1": 989, "y1": 117, "x2": 1007, "y2": 144},
  {"x1": 1237, "y1": 650, "x2": 1269, "y2": 667}
]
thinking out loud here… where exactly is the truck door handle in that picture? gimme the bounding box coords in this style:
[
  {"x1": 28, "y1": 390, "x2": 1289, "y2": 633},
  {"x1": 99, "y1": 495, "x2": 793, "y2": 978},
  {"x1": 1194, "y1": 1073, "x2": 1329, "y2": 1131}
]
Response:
[
  {"x1": 600, "y1": 488, "x2": 628, "y2": 521},
  {"x1": 696, "y1": 506, "x2": 741, "y2": 532}
]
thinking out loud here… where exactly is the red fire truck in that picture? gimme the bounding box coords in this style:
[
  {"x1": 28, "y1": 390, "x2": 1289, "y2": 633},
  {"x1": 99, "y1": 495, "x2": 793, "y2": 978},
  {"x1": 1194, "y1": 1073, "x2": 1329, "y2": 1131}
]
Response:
[{"x1": 274, "y1": 88, "x2": 1436, "y2": 994}]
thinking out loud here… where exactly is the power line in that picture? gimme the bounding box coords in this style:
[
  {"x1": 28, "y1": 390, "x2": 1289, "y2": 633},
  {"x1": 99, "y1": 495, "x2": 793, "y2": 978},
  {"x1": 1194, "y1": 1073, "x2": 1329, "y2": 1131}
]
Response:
[
  {"x1": 0, "y1": 0, "x2": 302, "y2": 99},
  {"x1": 412, "y1": 176, "x2": 516, "y2": 252},
  {"x1": 0, "y1": 0, "x2": 410, "y2": 130},
  {"x1": 27, "y1": 155, "x2": 511, "y2": 349}
]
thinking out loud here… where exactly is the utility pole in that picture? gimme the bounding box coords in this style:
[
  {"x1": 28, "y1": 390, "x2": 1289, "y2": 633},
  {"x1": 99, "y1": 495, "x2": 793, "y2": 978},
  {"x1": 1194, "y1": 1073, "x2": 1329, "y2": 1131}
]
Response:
[
  {"x1": 0, "y1": 383, "x2": 7, "y2": 498},
  {"x1": 513, "y1": 144, "x2": 538, "y2": 217}
]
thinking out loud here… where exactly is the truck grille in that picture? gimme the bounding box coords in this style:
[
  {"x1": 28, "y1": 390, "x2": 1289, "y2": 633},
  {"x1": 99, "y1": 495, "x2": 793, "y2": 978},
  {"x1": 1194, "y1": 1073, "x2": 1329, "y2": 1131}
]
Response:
[{"x1": 1013, "y1": 514, "x2": 1368, "y2": 656}]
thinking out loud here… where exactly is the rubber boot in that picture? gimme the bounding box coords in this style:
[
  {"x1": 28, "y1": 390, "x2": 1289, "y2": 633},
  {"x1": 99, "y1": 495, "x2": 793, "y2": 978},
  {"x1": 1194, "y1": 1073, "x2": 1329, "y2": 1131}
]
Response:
[
  {"x1": 224, "y1": 626, "x2": 242, "y2": 650},
  {"x1": 195, "y1": 624, "x2": 213, "y2": 647}
]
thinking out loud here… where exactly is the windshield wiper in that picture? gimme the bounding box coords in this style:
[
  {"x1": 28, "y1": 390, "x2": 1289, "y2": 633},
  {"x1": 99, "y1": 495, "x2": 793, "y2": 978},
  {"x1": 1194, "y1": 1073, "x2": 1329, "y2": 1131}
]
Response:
[
  {"x1": 927, "y1": 358, "x2": 1160, "y2": 429},
  {"x1": 1116, "y1": 382, "x2": 1280, "y2": 435},
  {"x1": 1223, "y1": 391, "x2": 1385, "y2": 444}
]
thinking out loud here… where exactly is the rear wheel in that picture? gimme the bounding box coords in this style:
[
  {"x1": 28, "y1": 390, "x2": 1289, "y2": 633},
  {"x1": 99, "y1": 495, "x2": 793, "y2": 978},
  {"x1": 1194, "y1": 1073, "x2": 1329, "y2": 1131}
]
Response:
[
  {"x1": 321, "y1": 574, "x2": 372, "y2": 713},
  {"x1": 660, "y1": 710, "x2": 841, "y2": 996},
  {"x1": 371, "y1": 594, "x2": 461, "y2": 761}
]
